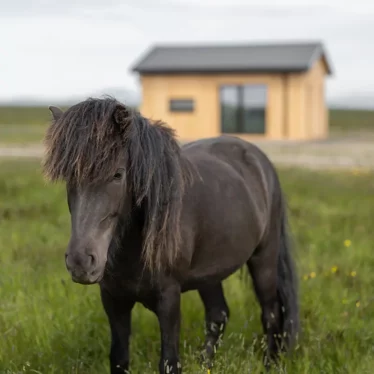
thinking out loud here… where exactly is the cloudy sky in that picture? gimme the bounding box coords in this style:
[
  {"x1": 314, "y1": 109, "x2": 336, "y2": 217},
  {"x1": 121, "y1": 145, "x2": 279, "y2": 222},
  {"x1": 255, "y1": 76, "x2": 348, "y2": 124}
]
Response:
[{"x1": 1, "y1": 0, "x2": 374, "y2": 107}]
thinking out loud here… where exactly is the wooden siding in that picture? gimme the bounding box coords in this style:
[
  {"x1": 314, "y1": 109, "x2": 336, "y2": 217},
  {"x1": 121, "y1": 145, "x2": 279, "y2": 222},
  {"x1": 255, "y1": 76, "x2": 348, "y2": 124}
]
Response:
[{"x1": 139, "y1": 57, "x2": 328, "y2": 141}]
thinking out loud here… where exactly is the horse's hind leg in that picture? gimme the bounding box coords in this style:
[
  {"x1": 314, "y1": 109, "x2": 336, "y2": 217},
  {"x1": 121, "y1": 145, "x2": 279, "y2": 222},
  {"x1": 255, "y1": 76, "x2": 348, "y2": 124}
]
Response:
[
  {"x1": 247, "y1": 242, "x2": 283, "y2": 367},
  {"x1": 198, "y1": 283, "x2": 230, "y2": 365}
]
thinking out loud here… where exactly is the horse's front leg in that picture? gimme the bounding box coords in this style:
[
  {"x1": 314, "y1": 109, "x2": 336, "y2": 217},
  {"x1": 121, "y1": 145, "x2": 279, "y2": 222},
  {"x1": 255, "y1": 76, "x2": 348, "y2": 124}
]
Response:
[
  {"x1": 100, "y1": 286, "x2": 135, "y2": 374},
  {"x1": 156, "y1": 283, "x2": 182, "y2": 374}
]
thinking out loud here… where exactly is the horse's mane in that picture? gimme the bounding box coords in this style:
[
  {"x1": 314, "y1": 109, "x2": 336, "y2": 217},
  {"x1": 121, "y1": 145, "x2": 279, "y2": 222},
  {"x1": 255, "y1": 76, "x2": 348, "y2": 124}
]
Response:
[{"x1": 43, "y1": 96, "x2": 193, "y2": 274}]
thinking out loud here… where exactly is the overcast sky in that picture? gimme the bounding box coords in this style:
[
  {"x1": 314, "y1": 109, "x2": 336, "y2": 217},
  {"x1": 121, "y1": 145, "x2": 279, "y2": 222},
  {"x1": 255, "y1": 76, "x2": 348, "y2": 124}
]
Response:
[{"x1": 1, "y1": 0, "x2": 374, "y2": 106}]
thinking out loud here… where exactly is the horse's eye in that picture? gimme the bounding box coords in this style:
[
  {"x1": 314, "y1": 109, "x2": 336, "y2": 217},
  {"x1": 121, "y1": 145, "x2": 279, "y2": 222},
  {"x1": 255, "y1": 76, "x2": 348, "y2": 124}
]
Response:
[{"x1": 113, "y1": 172, "x2": 122, "y2": 181}]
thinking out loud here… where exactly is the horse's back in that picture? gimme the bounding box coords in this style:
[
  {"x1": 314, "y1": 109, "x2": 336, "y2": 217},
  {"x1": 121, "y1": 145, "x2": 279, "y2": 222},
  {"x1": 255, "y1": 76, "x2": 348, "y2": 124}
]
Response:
[
  {"x1": 183, "y1": 135, "x2": 272, "y2": 165},
  {"x1": 182, "y1": 135, "x2": 279, "y2": 223},
  {"x1": 182, "y1": 135, "x2": 278, "y2": 190}
]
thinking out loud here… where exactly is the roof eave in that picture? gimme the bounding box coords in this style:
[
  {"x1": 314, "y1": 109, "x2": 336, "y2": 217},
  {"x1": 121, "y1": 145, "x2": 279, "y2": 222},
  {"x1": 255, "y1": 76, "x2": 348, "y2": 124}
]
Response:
[
  {"x1": 132, "y1": 67, "x2": 308, "y2": 75},
  {"x1": 307, "y1": 43, "x2": 334, "y2": 76},
  {"x1": 130, "y1": 45, "x2": 158, "y2": 73}
]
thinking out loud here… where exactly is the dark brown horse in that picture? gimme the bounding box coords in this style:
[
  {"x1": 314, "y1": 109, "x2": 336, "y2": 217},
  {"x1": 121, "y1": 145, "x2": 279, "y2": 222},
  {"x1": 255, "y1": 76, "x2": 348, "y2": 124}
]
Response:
[{"x1": 43, "y1": 97, "x2": 299, "y2": 374}]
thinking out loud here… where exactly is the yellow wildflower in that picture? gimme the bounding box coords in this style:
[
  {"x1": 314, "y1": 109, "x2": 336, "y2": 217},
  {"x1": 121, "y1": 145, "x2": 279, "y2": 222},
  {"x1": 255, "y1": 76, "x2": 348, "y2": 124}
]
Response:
[
  {"x1": 310, "y1": 272, "x2": 316, "y2": 278},
  {"x1": 350, "y1": 271, "x2": 357, "y2": 277},
  {"x1": 331, "y1": 266, "x2": 338, "y2": 273},
  {"x1": 356, "y1": 301, "x2": 360, "y2": 308},
  {"x1": 344, "y1": 240, "x2": 351, "y2": 247}
]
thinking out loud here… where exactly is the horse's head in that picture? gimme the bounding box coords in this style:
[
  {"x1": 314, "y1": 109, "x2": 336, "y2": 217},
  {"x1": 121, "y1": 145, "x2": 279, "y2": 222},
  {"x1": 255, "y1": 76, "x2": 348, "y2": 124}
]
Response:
[
  {"x1": 44, "y1": 98, "x2": 186, "y2": 284},
  {"x1": 45, "y1": 102, "x2": 133, "y2": 284}
]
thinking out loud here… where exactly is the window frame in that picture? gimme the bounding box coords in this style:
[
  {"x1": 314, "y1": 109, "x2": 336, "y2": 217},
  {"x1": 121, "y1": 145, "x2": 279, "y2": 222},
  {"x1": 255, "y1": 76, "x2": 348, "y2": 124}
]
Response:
[
  {"x1": 219, "y1": 84, "x2": 267, "y2": 134},
  {"x1": 169, "y1": 98, "x2": 195, "y2": 113}
]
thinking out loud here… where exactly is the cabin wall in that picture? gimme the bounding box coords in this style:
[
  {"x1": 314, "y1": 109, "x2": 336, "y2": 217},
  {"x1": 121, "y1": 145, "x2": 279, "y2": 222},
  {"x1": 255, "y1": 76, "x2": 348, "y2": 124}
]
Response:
[
  {"x1": 139, "y1": 59, "x2": 328, "y2": 141},
  {"x1": 140, "y1": 73, "x2": 287, "y2": 141},
  {"x1": 304, "y1": 57, "x2": 329, "y2": 139},
  {"x1": 285, "y1": 57, "x2": 328, "y2": 140}
]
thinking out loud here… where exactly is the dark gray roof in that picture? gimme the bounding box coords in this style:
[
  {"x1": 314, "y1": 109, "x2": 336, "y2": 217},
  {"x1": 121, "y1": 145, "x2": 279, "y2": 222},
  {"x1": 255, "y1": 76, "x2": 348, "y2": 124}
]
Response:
[{"x1": 131, "y1": 41, "x2": 332, "y2": 75}]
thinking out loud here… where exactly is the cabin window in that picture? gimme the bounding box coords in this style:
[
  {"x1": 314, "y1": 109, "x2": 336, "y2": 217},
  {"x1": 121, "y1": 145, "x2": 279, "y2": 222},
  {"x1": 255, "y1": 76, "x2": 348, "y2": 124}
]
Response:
[
  {"x1": 220, "y1": 84, "x2": 267, "y2": 134},
  {"x1": 169, "y1": 99, "x2": 194, "y2": 112}
]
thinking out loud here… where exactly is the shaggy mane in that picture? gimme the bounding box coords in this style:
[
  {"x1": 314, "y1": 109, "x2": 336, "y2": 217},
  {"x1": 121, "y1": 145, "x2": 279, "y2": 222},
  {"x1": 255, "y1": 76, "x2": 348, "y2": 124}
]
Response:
[{"x1": 43, "y1": 96, "x2": 192, "y2": 273}]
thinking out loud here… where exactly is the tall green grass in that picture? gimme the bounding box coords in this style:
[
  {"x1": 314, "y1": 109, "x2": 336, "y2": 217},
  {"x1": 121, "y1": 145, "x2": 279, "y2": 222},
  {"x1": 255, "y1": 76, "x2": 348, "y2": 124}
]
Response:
[{"x1": 1, "y1": 160, "x2": 374, "y2": 373}]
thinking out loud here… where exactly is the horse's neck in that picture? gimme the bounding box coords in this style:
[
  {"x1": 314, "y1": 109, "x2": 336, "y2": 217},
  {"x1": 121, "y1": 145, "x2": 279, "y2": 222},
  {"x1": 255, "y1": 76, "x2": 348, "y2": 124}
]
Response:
[
  {"x1": 112, "y1": 210, "x2": 144, "y2": 259},
  {"x1": 179, "y1": 153, "x2": 197, "y2": 188}
]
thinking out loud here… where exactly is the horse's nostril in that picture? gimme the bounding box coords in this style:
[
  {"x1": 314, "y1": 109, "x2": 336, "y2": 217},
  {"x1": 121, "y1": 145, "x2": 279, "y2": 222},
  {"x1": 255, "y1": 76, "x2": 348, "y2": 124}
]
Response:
[
  {"x1": 88, "y1": 254, "x2": 97, "y2": 268},
  {"x1": 65, "y1": 252, "x2": 97, "y2": 272}
]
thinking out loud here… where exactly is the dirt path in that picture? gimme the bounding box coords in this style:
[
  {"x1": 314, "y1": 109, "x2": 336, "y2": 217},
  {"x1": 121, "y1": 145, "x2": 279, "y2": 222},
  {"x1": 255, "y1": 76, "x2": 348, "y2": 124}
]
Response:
[
  {"x1": 0, "y1": 145, "x2": 44, "y2": 158},
  {"x1": 1, "y1": 139, "x2": 373, "y2": 171},
  {"x1": 251, "y1": 138, "x2": 374, "y2": 170}
]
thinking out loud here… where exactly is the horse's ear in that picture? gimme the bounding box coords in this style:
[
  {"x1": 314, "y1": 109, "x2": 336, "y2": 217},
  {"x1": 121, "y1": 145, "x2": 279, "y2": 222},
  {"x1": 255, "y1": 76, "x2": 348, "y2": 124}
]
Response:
[
  {"x1": 113, "y1": 104, "x2": 132, "y2": 128},
  {"x1": 49, "y1": 106, "x2": 63, "y2": 121}
]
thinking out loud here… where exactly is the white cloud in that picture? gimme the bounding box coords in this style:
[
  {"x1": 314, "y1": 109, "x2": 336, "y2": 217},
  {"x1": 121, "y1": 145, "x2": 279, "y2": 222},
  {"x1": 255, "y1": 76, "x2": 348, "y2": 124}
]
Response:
[{"x1": 0, "y1": 1, "x2": 373, "y2": 106}]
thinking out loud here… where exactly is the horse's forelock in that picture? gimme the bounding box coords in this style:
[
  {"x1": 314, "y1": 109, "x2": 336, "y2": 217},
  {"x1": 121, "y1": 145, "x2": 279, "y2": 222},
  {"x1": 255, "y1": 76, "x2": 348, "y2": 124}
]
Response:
[
  {"x1": 42, "y1": 97, "x2": 132, "y2": 186},
  {"x1": 43, "y1": 96, "x2": 193, "y2": 274}
]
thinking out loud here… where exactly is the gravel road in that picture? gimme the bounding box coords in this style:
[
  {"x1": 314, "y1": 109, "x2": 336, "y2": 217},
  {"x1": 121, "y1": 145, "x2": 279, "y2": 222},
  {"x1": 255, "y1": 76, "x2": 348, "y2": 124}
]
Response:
[{"x1": 1, "y1": 137, "x2": 373, "y2": 171}]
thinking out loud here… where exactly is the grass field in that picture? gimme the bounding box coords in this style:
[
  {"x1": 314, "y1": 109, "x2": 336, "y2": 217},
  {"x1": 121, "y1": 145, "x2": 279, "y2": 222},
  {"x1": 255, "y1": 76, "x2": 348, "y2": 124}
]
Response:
[
  {"x1": 1, "y1": 159, "x2": 374, "y2": 373},
  {"x1": 0, "y1": 106, "x2": 69, "y2": 126},
  {"x1": 329, "y1": 109, "x2": 374, "y2": 134},
  {"x1": 0, "y1": 106, "x2": 374, "y2": 145},
  {"x1": 0, "y1": 124, "x2": 47, "y2": 145},
  {"x1": 0, "y1": 106, "x2": 66, "y2": 145}
]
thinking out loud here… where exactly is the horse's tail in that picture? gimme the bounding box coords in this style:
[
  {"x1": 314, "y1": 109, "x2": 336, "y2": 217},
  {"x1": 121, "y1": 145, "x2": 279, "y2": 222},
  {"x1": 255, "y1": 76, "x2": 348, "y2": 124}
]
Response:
[{"x1": 277, "y1": 194, "x2": 300, "y2": 349}]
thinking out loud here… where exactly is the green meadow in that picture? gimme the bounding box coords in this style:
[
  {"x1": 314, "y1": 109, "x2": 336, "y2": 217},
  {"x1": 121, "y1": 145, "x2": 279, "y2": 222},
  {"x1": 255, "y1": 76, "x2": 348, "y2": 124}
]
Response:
[
  {"x1": 1, "y1": 106, "x2": 374, "y2": 144},
  {"x1": 0, "y1": 158, "x2": 373, "y2": 373}
]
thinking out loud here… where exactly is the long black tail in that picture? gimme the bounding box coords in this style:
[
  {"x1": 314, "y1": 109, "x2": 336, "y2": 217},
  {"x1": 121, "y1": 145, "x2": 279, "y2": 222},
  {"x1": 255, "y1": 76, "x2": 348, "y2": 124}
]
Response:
[{"x1": 277, "y1": 195, "x2": 300, "y2": 349}]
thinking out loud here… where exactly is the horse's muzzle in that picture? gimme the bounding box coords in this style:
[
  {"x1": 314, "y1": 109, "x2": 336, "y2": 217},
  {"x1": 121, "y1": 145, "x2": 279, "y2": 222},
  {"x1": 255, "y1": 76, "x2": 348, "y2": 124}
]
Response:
[{"x1": 65, "y1": 252, "x2": 104, "y2": 285}]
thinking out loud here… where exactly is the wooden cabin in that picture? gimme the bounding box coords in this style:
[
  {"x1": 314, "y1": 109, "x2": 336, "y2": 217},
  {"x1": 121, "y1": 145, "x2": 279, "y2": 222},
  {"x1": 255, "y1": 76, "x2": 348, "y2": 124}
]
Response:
[{"x1": 131, "y1": 41, "x2": 333, "y2": 141}]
